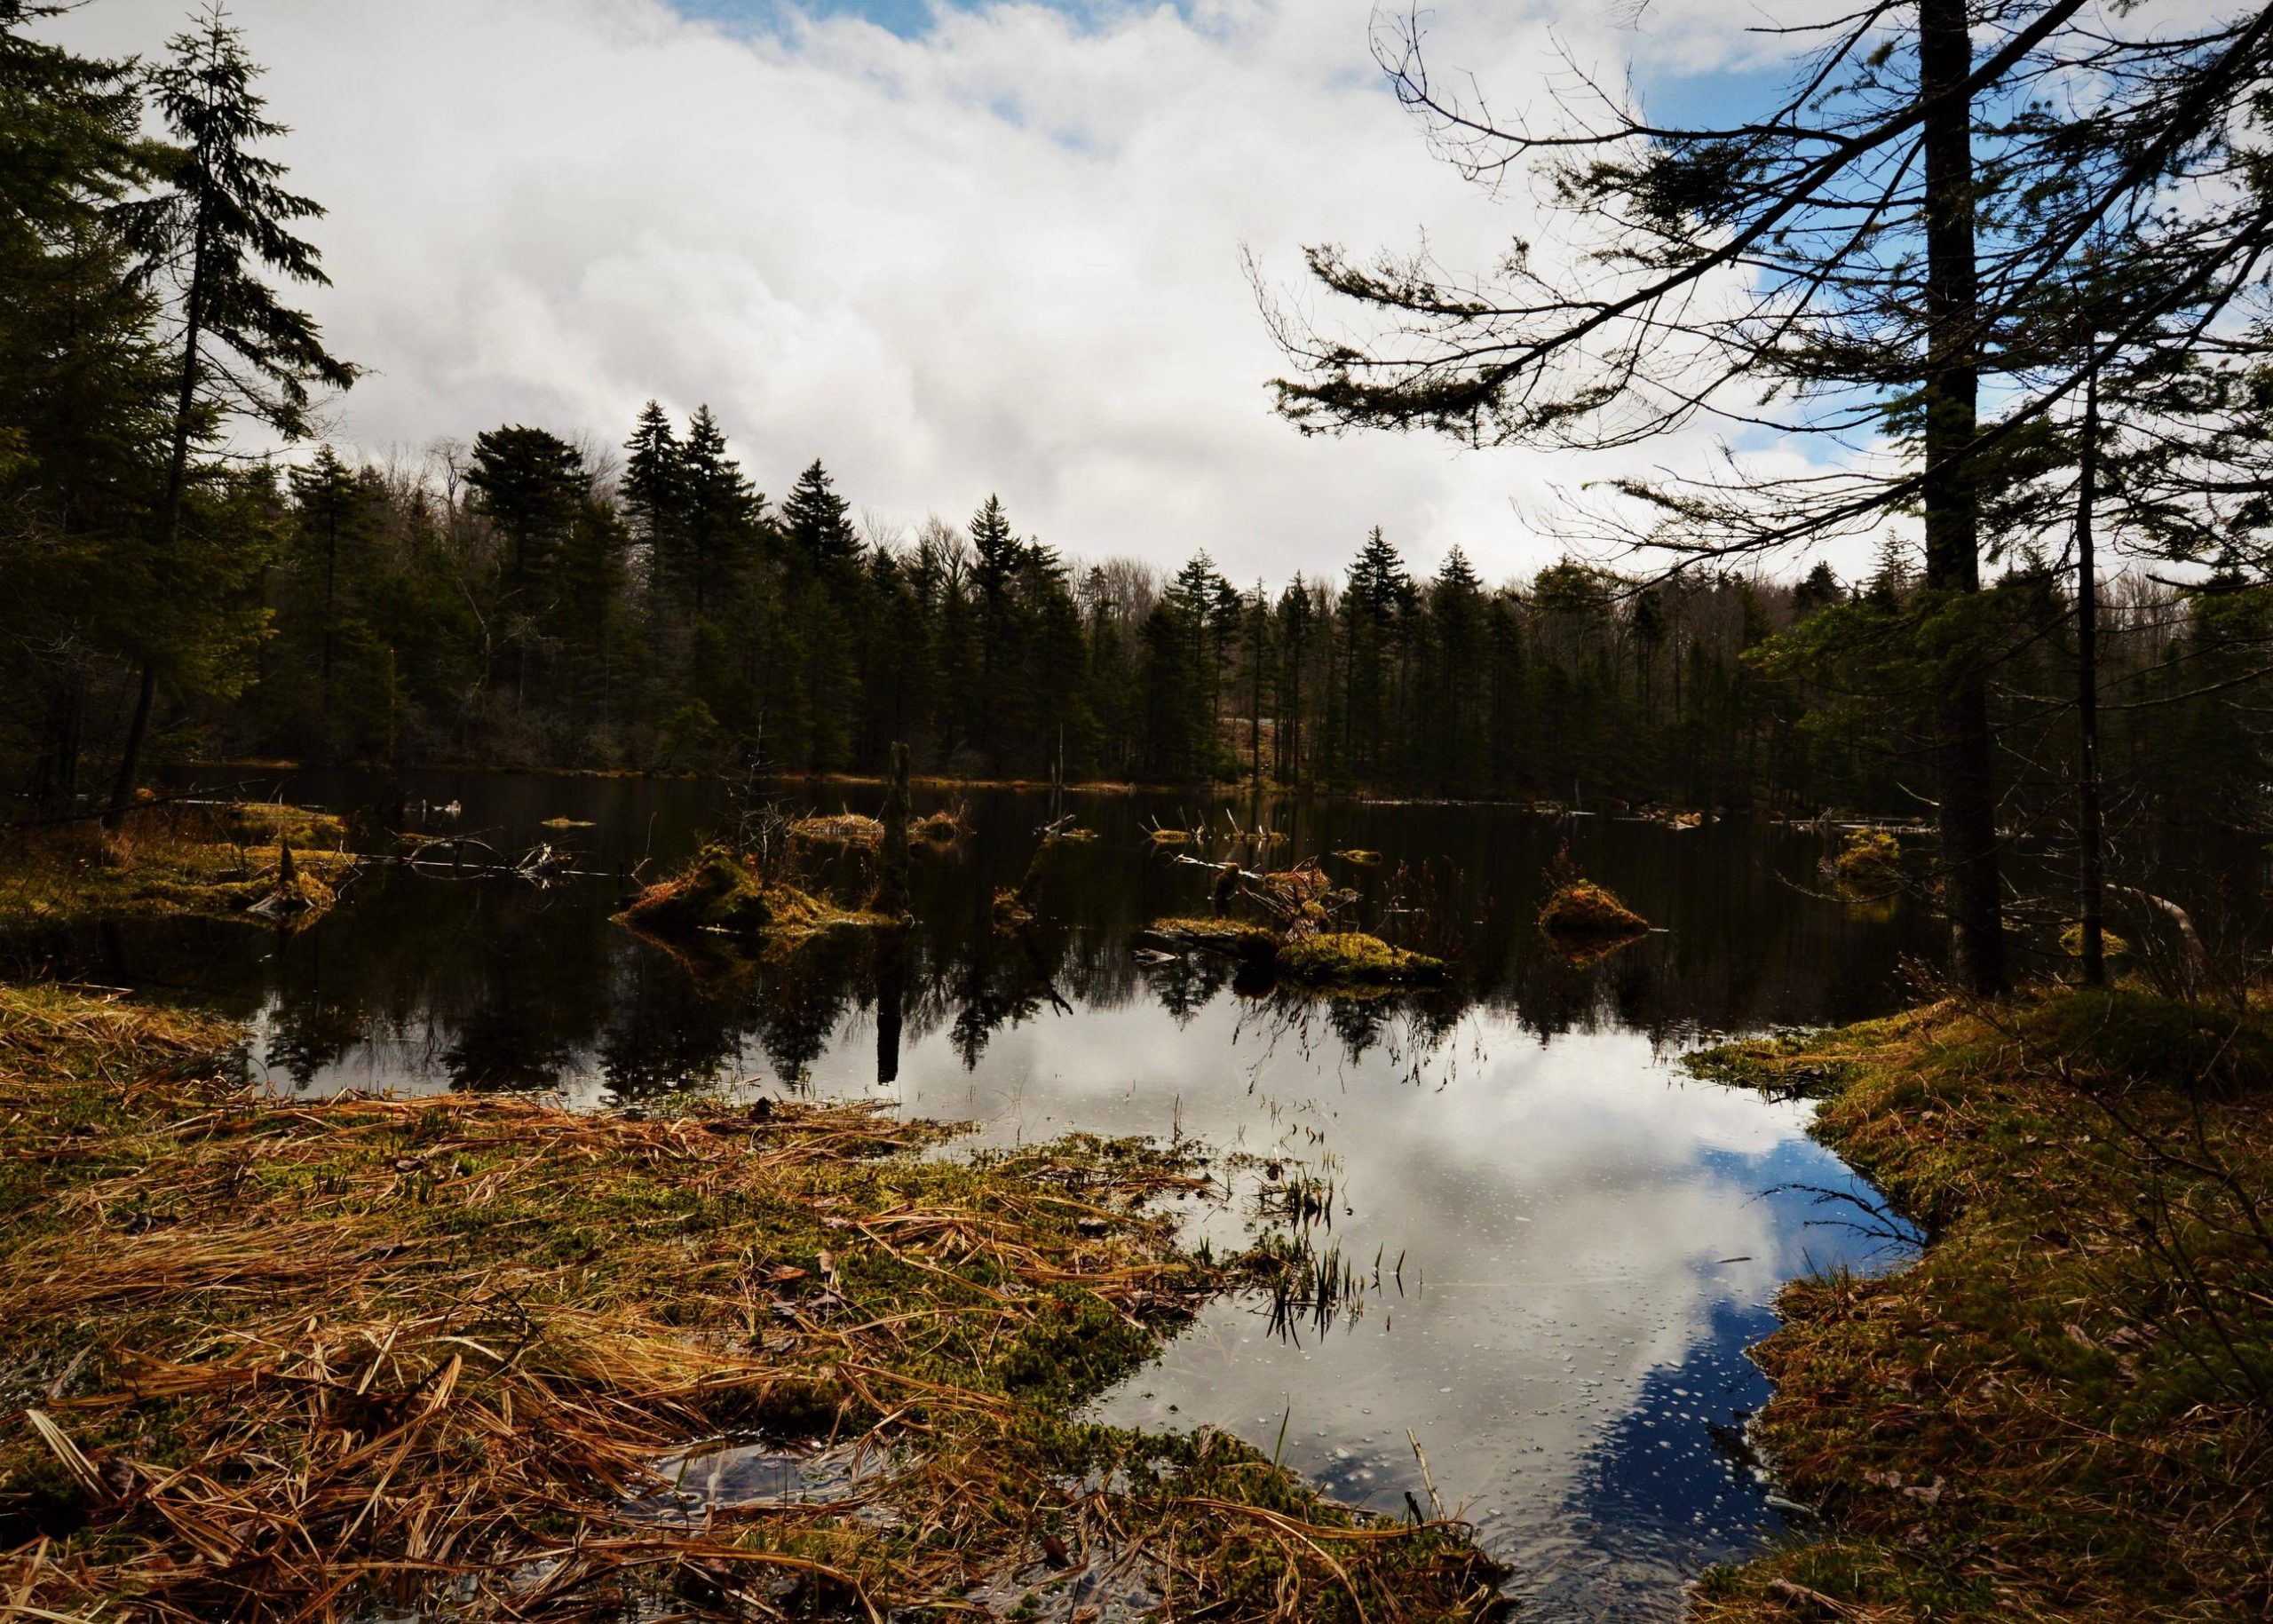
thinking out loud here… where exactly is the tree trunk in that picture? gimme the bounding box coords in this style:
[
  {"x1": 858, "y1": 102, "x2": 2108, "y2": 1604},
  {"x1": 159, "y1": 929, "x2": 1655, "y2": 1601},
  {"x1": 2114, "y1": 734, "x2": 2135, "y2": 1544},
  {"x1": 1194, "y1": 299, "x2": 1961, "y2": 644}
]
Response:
[
  {"x1": 2076, "y1": 362, "x2": 2105, "y2": 986},
  {"x1": 105, "y1": 194, "x2": 210, "y2": 831},
  {"x1": 875, "y1": 741, "x2": 912, "y2": 920},
  {"x1": 1920, "y1": 0, "x2": 2008, "y2": 993}
]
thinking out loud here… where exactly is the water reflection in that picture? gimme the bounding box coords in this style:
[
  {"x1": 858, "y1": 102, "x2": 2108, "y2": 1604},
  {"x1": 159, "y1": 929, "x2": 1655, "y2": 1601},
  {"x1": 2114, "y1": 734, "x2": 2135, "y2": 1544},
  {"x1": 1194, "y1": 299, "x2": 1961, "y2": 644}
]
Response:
[{"x1": 4, "y1": 772, "x2": 1944, "y2": 1618}]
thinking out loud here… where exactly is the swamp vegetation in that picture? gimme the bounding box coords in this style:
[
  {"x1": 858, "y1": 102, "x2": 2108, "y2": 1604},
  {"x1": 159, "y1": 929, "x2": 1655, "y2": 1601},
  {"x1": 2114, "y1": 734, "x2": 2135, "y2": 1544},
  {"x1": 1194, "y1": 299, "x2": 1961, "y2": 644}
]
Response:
[
  {"x1": 1689, "y1": 989, "x2": 2273, "y2": 1620},
  {"x1": 0, "y1": 980, "x2": 1506, "y2": 1621}
]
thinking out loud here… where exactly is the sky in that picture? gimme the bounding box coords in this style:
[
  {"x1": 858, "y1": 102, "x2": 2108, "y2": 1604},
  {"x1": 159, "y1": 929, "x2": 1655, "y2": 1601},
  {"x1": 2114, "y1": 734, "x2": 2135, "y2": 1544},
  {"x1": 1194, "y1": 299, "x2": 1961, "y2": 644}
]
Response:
[{"x1": 50, "y1": 0, "x2": 1834, "y2": 585}]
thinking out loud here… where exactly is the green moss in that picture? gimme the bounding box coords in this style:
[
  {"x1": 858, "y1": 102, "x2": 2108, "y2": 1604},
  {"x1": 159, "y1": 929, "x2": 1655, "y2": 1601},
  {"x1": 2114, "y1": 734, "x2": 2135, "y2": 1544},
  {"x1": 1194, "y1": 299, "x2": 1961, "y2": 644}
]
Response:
[
  {"x1": 1833, "y1": 828, "x2": 1905, "y2": 897},
  {"x1": 1146, "y1": 916, "x2": 1280, "y2": 959},
  {"x1": 1686, "y1": 989, "x2": 2273, "y2": 1620},
  {"x1": 0, "y1": 808, "x2": 356, "y2": 932},
  {"x1": 2061, "y1": 922, "x2": 2132, "y2": 961},
  {"x1": 1276, "y1": 931, "x2": 1448, "y2": 987},
  {"x1": 214, "y1": 802, "x2": 348, "y2": 846}
]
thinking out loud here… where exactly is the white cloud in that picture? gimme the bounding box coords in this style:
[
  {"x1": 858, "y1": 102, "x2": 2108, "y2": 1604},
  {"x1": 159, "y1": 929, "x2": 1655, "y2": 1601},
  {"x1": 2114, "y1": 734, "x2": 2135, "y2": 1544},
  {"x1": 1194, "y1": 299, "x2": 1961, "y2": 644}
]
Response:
[{"x1": 53, "y1": 0, "x2": 1854, "y2": 583}]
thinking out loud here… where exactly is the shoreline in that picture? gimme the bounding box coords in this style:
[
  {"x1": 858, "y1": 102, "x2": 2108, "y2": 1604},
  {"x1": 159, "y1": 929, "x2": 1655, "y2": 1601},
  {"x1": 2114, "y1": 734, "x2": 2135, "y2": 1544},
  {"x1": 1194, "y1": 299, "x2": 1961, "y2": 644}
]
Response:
[
  {"x1": 0, "y1": 981, "x2": 1508, "y2": 1621},
  {"x1": 1686, "y1": 986, "x2": 2272, "y2": 1620}
]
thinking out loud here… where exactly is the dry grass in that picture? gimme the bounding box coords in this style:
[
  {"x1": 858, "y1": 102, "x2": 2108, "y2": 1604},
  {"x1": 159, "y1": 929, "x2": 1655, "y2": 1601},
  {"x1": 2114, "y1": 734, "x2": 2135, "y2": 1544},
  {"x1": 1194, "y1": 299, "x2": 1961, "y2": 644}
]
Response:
[
  {"x1": 0, "y1": 804, "x2": 357, "y2": 934},
  {"x1": 788, "y1": 814, "x2": 885, "y2": 852},
  {"x1": 0, "y1": 984, "x2": 1507, "y2": 1622},
  {"x1": 1687, "y1": 988, "x2": 2273, "y2": 1621},
  {"x1": 1537, "y1": 880, "x2": 1648, "y2": 944}
]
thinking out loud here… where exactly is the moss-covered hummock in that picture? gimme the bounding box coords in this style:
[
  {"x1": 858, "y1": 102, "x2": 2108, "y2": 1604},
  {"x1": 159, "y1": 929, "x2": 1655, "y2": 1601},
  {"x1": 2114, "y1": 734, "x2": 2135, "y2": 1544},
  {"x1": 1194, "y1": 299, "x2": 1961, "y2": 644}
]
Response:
[
  {"x1": 1688, "y1": 987, "x2": 2273, "y2": 1620},
  {"x1": 1832, "y1": 828, "x2": 1906, "y2": 898},
  {"x1": 0, "y1": 983, "x2": 1508, "y2": 1622},
  {"x1": 213, "y1": 800, "x2": 349, "y2": 846},
  {"x1": 0, "y1": 806, "x2": 356, "y2": 933},
  {"x1": 618, "y1": 845, "x2": 886, "y2": 945},
  {"x1": 1144, "y1": 915, "x2": 1281, "y2": 960},
  {"x1": 1538, "y1": 878, "x2": 1648, "y2": 943},
  {"x1": 1276, "y1": 931, "x2": 1449, "y2": 987}
]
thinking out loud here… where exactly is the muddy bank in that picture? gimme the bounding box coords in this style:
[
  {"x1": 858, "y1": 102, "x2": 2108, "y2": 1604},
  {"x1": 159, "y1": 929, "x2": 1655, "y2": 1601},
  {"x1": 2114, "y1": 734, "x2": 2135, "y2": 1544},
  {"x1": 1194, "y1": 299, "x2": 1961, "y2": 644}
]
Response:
[{"x1": 0, "y1": 983, "x2": 1506, "y2": 1621}]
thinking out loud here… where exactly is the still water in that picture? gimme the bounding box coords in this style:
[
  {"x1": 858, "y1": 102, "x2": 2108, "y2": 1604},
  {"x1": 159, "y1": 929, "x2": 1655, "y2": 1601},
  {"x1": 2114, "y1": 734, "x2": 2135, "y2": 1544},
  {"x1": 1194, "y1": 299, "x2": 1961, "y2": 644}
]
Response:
[{"x1": 12, "y1": 771, "x2": 1947, "y2": 1620}]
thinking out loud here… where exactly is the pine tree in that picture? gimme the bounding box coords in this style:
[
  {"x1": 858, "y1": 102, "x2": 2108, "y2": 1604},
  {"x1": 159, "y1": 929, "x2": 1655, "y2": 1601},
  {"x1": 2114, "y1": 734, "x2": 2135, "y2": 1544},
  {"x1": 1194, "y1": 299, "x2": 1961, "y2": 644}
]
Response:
[
  {"x1": 781, "y1": 458, "x2": 859, "y2": 579},
  {"x1": 105, "y1": 5, "x2": 355, "y2": 825},
  {"x1": 287, "y1": 445, "x2": 363, "y2": 744},
  {"x1": 621, "y1": 400, "x2": 684, "y2": 601},
  {"x1": 968, "y1": 495, "x2": 1025, "y2": 762},
  {"x1": 680, "y1": 405, "x2": 757, "y2": 616},
  {"x1": 466, "y1": 426, "x2": 585, "y2": 591}
]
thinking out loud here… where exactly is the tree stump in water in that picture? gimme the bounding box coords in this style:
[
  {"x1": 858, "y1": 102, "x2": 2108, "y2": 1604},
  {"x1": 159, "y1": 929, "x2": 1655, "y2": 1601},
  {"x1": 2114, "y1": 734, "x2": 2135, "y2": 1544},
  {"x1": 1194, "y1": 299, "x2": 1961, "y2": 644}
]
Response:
[{"x1": 875, "y1": 741, "x2": 913, "y2": 920}]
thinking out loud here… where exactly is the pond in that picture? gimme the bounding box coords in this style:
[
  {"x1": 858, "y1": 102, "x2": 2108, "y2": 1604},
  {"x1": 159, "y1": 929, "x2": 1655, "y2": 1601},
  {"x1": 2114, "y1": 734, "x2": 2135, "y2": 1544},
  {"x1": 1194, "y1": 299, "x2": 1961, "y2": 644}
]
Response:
[{"x1": 12, "y1": 770, "x2": 1950, "y2": 1620}]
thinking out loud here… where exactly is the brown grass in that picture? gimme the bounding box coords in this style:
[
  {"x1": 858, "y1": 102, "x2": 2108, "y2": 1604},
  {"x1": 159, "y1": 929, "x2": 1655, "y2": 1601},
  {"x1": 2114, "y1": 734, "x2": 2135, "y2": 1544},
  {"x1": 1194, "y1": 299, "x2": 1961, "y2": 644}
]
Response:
[
  {"x1": 0, "y1": 984, "x2": 1507, "y2": 1622},
  {"x1": 0, "y1": 804, "x2": 357, "y2": 934},
  {"x1": 1688, "y1": 988, "x2": 2273, "y2": 1620},
  {"x1": 788, "y1": 813, "x2": 885, "y2": 851}
]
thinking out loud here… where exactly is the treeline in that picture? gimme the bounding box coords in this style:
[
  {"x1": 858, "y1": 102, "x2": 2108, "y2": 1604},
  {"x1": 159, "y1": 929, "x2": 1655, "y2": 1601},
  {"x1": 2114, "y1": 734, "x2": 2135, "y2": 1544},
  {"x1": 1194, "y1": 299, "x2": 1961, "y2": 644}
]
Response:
[
  {"x1": 23, "y1": 395, "x2": 2273, "y2": 823},
  {"x1": 5, "y1": 4, "x2": 2272, "y2": 830}
]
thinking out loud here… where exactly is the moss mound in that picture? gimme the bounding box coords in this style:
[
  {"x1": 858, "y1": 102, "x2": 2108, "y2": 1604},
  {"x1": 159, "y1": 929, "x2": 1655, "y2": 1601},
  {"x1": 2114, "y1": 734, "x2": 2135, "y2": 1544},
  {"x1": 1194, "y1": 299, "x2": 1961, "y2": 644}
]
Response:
[
  {"x1": 1833, "y1": 828, "x2": 1905, "y2": 897},
  {"x1": 1145, "y1": 916, "x2": 1280, "y2": 960},
  {"x1": 1538, "y1": 879, "x2": 1648, "y2": 942},
  {"x1": 912, "y1": 809, "x2": 969, "y2": 844},
  {"x1": 2060, "y1": 921, "x2": 2132, "y2": 961},
  {"x1": 1276, "y1": 931, "x2": 1448, "y2": 987},
  {"x1": 215, "y1": 801, "x2": 348, "y2": 846},
  {"x1": 619, "y1": 846, "x2": 877, "y2": 944},
  {"x1": 991, "y1": 887, "x2": 1036, "y2": 932}
]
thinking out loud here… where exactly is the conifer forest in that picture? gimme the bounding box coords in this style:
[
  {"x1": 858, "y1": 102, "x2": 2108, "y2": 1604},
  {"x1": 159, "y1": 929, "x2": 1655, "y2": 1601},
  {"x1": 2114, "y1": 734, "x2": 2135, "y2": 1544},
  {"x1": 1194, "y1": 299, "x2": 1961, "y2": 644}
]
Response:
[{"x1": 8, "y1": 3, "x2": 2273, "y2": 841}]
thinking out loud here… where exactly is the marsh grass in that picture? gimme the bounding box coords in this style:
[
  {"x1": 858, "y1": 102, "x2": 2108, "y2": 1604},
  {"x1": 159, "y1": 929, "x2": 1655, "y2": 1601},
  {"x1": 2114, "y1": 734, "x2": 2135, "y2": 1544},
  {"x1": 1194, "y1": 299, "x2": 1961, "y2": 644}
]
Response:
[
  {"x1": 787, "y1": 813, "x2": 885, "y2": 852},
  {"x1": 1688, "y1": 987, "x2": 2273, "y2": 1620},
  {"x1": 0, "y1": 984, "x2": 1507, "y2": 1622},
  {"x1": 0, "y1": 802, "x2": 357, "y2": 933}
]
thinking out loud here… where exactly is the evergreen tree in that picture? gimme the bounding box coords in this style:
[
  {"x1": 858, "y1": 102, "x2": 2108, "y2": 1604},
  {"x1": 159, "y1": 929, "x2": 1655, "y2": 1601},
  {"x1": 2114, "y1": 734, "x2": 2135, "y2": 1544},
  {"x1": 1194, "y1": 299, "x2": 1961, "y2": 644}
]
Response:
[
  {"x1": 285, "y1": 445, "x2": 365, "y2": 751},
  {"x1": 782, "y1": 457, "x2": 859, "y2": 579},
  {"x1": 621, "y1": 400, "x2": 684, "y2": 601},
  {"x1": 105, "y1": 6, "x2": 355, "y2": 825},
  {"x1": 680, "y1": 405, "x2": 757, "y2": 615}
]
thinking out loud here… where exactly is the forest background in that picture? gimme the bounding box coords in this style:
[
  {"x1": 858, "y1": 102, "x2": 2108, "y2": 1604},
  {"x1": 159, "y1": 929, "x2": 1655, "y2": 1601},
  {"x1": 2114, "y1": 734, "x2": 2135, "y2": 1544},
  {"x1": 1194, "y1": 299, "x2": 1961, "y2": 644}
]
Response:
[{"x1": 5, "y1": 1, "x2": 2271, "y2": 836}]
